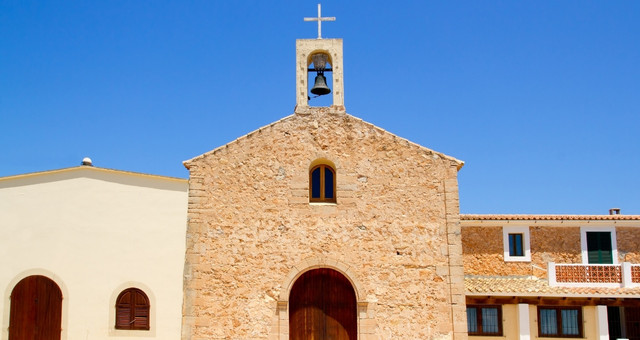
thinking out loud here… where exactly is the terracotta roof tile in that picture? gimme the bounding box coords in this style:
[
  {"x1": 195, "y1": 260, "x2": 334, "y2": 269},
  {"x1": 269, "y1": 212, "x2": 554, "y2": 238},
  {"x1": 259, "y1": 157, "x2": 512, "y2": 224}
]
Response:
[
  {"x1": 465, "y1": 276, "x2": 640, "y2": 297},
  {"x1": 461, "y1": 214, "x2": 640, "y2": 221}
]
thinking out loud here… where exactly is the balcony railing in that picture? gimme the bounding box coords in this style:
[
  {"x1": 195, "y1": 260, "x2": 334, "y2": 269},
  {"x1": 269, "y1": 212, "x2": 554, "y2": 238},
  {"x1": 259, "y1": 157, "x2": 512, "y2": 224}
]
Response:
[{"x1": 548, "y1": 262, "x2": 640, "y2": 288}]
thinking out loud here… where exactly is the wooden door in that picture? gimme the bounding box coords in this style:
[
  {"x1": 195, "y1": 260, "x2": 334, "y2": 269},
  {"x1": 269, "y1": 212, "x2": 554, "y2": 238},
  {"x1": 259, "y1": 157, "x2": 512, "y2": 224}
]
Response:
[
  {"x1": 289, "y1": 268, "x2": 357, "y2": 340},
  {"x1": 9, "y1": 275, "x2": 62, "y2": 340},
  {"x1": 607, "y1": 306, "x2": 622, "y2": 340},
  {"x1": 626, "y1": 307, "x2": 640, "y2": 340}
]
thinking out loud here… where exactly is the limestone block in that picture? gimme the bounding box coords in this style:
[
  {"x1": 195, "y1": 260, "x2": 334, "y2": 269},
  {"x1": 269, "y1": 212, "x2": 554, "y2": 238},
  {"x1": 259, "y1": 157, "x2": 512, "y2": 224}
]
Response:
[
  {"x1": 360, "y1": 318, "x2": 378, "y2": 334},
  {"x1": 287, "y1": 196, "x2": 308, "y2": 204},
  {"x1": 449, "y1": 265, "x2": 464, "y2": 277}
]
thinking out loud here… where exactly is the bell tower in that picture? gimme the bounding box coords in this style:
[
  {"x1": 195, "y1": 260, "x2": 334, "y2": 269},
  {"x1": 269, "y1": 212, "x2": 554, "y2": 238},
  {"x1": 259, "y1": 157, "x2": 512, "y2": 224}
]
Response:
[{"x1": 295, "y1": 4, "x2": 345, "y2": 114}]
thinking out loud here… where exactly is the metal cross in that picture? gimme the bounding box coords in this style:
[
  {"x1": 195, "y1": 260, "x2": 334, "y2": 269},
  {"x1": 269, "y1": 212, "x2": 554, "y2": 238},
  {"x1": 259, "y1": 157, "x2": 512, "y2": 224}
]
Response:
[{"x1": 304, "y1": 4, "x2": 336, "y2": 39}]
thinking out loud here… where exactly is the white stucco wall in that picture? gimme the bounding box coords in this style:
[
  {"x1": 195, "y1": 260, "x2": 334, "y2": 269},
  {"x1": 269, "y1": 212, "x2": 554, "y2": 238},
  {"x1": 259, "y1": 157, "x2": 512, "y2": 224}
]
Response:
[{"x1": 0, "y1": 166, "x2": 188, "y2": 340}]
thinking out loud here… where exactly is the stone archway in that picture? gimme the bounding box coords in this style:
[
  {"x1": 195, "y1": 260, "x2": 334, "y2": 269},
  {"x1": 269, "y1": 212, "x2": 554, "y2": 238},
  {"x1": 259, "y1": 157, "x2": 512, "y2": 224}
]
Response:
[
  {"x1": 9, "y1": 275, "x2": 63, "y2": 340},
  {"x1": 274, "y1": 257, "x2": 374, "y2": 339},
  {"x1": 289, "y1": 268, "x2": 357, "y2": 340}
]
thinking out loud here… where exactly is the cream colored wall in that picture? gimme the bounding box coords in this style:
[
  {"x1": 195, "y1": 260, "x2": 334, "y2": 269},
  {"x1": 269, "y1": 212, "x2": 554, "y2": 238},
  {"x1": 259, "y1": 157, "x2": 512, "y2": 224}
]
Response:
[
  {"x1": 503, "y1": 304, "x2": 519, "y2": 339},
  {"x1": 468, "y1": 304, "x2": 602, "y2": 340},
  {"x1": 0, "y1": 167, "x2": 188, "y2": 340}
]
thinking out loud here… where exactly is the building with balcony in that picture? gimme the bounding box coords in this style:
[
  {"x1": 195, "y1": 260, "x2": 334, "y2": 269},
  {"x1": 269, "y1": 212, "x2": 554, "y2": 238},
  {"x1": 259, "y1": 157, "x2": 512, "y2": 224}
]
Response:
[{"x1": 462, "y1": 214, "x2": 640, "y2": 340}]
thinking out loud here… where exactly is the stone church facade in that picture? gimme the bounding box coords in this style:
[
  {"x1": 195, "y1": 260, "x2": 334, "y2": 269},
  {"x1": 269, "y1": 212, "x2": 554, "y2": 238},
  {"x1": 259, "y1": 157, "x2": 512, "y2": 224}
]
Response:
[{"x1": 180, "y1": 36, "x2": 468, "y2": 339}]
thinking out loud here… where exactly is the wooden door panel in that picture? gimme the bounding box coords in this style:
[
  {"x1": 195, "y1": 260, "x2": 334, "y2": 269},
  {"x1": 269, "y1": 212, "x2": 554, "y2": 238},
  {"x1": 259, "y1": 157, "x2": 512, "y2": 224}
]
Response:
[
  {"x1": 9, "y1": 275, "x2": 62, "y2": 340},
  {"x1": 626, "y1": 307, "x2": 640, "y2": 340},
  {"x1": 290, "y1": 268, "x2": 356, "y2": 340}
]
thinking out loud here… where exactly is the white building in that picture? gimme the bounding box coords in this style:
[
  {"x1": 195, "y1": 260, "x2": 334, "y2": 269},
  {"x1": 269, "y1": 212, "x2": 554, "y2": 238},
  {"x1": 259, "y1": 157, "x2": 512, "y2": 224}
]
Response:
[{"x1": 0, "y1": 160, "x2": 188, "y2": 340}]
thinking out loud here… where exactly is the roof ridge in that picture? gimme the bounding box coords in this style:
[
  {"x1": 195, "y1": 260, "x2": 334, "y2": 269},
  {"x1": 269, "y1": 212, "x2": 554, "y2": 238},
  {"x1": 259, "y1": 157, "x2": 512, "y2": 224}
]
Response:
[{"x1": 0, "y1": 166, "x2": 187, "y2": 182}]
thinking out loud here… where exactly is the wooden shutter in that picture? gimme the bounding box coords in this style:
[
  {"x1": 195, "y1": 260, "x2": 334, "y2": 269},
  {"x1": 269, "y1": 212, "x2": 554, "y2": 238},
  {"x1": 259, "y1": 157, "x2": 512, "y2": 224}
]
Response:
[
  {"x1": 116, "y1": 288, "x2": 150, "y2": 330},
  {"x1": 587, "y1": 232, "x2": 613, "y2": 264},
  {"x1": 133, "y1": 291, "x2": 150, "y2": 330},
  {"x1": 625, "y1": 307, "x2": 640, "y2": 340},
  {"x1": 116, "y1": 290, "x2": 132, "y2": 329},
  {"x1": 608, "y1": 306, "x2": 623, "y2": 340}
]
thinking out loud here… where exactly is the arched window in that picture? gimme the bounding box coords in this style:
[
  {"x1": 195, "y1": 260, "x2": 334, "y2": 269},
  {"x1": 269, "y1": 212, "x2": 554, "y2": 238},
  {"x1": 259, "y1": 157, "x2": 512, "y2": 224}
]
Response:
[
  {"x1": 309, "y1": 164, "x2": 336, "y2": 203},
  {"x1": 115, "y1": 288, "x2": 150, "y2": 330}
]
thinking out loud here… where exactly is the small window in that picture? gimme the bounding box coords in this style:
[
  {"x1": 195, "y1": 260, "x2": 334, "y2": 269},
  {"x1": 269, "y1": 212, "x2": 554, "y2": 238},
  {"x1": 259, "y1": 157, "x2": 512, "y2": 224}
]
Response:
[
  {"x1": 580, "y1": 227, "x2": 617, "y2": 264},
  {"x1": 538, "y1": 306, "x2": 582, "y2": 338},
  {"x1": 503, "y1": 226, "x2": 531, "y2": 262},
  {"x1": 586, "y1": 231, "x2": 613, "y2": 264},
  {"x1": 509, "y1": 233, "x2": 524, "y2": 256},
  {"x1": 309, "y1": 164, "x2": 336, "y2": 203},
  {"x1": 115, "y1": 288, "x2": 150, "y2": 330},
  {"x1": 467, "y1": 305, "x2": 502, "y2": 336}
]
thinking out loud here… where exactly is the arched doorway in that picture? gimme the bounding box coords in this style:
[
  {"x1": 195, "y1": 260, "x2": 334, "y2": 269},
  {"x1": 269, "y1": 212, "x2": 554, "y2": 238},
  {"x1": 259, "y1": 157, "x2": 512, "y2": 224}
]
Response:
[
  {"x1": 289, "y1": 268, "x2": 357, "y2": 340},
  {"x1": 9, "y1": 275, "x2": 63, "y2": 340}
]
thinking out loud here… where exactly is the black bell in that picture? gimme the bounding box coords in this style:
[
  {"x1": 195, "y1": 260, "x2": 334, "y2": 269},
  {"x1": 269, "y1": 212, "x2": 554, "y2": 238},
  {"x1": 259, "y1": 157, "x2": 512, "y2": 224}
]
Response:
[{"x1": 310, "y1": 73, "x2": 331, "y2": 96}]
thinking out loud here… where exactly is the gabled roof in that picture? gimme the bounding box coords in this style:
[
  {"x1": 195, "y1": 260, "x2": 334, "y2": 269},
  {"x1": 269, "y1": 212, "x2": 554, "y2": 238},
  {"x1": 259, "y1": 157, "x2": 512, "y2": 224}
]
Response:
[
  {"x1": 0, "y1": 165, "x2": 187, "y2": 183},
  {"x1": 183, "y1": 112, "x2": 464, "y2": 170}
]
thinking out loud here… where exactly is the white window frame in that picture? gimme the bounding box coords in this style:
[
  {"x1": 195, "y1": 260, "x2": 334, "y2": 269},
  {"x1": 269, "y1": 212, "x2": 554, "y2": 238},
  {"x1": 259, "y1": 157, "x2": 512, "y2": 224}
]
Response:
[
  {"x1": 503, "y1": 226, "x2": 531, "y2": 262},
  {"x1": 580, "y1": 226, "x2": 618, "y2": 264}
]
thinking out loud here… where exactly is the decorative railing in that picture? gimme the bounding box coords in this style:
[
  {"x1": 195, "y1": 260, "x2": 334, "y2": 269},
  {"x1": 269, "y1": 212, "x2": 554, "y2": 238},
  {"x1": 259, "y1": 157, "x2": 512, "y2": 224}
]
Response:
[
  {"x1": 633, "y1": 265, "x2": 640, "y2": 283},
  {"x1": 548, "y1": 262, "x2": 639, "y2": 288},
  {"x1": 555, "y1": 264, "x2": 621, "y2": 283}
]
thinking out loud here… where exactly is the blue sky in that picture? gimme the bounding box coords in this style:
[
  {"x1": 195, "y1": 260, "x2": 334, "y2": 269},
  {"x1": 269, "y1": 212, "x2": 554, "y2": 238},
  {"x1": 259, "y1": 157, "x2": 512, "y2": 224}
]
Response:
[{"x1": 1, "y1": 1, "x2": 638, "y2": 214}]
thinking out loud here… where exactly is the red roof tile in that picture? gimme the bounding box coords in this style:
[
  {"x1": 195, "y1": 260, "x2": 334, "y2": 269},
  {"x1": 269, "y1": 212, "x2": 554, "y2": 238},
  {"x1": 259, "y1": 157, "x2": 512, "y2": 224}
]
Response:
[
  {"x1": 466, "y1": 276, "x2": 640, "y2": 297},
  {"x1": 461, "y1": 214, "x2": 640, "y2": 221}
]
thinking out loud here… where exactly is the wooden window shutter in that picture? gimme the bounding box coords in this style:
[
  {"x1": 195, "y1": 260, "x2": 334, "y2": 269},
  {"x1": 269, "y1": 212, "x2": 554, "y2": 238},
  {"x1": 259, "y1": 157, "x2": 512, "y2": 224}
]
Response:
[
  {"x1": 115, "y1": 288, "x2": 150, "y2": 330},
  {"x1": 586, "y1": 232, "x2": 613, "y2": 264}
]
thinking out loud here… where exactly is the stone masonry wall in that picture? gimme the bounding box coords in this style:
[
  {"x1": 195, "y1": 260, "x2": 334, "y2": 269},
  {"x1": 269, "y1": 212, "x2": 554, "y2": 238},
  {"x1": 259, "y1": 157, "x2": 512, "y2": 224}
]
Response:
[
  {"x1": 461, "y1": 227, "x2": 532, "y2": 277},
  {"x1": 462, "y1": 226, "x2": 582, "y2": 278},
  {"x1": 181, "y1": 111, "x2": 465, "y2": 340},
  {"x1": 530, "y1": 226, "x2": 582, "y2": 276},
  {"x1": 617, "y1": 227, "x2": 640, "y2": 263},
  {"x1": 463, "y1": 225, "x2": 640, "y2": 278}
]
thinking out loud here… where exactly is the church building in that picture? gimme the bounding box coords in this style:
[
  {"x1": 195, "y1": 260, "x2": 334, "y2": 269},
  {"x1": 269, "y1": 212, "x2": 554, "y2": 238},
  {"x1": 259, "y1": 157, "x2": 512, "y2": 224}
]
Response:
[{"x1": 180, "y1": 7, "x2": 468, "y2": 340}]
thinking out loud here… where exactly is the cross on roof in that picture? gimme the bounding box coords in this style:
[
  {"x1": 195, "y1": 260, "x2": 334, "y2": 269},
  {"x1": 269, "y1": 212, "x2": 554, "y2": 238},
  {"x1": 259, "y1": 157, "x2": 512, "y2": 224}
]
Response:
[{"x1": 303, "y1": 4, "x2": 336, "y2": 39}]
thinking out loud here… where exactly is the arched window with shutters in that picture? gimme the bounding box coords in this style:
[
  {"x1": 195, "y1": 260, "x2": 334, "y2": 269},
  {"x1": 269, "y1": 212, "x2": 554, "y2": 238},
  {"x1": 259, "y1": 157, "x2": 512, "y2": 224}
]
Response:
[
  {"x1": 115, "y1": 288, "x2": 150, "y2": 330},
  {"x1": 309, "y1": 163, "x2": 336, "y2": 203}
]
